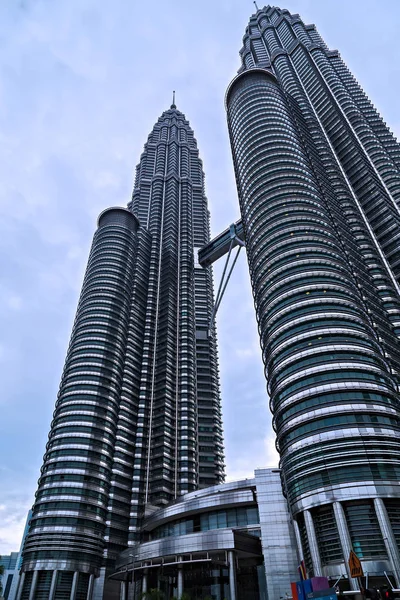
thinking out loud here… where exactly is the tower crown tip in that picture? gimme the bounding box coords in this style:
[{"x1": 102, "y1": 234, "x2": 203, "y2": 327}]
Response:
[{"x1": 171, "y1": 90, "x2": 176, "y2": 109}]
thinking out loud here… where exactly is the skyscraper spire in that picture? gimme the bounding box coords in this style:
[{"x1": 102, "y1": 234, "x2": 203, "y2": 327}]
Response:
[{"x1": 171, "y1": 89, "x2": 176, "y2": 108}]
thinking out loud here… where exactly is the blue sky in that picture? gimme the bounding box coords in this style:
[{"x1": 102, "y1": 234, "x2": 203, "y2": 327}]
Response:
[{"x1": 0, "y1": 0, "x2": 399, "y2": 554}]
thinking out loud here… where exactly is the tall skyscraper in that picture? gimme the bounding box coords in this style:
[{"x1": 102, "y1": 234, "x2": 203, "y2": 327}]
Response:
[
  {"x1": 226, "y1": 4, "x2": 400, "y2": 588},
  {"x1": 18, "y1": 102, "x2": 224, "y2": 600}
]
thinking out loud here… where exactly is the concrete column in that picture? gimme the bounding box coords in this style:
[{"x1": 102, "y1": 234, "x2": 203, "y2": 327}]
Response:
[
  {"x1": 15, "y1": 571, "x2": 25, "y2": 600},
  {"x1": 157, "y1": 568, "x2": 161, "y2": 591},
  {"x1": 28, "y1": 570, "x2": 39, "y2": 600},
  {"x1": 177, "y1": 557, "x2": 184, "y2": 599},
  {"x1": 86, "y1": 574, "x2": 94, "y2": 600},
  {"x1": 293, "y1": 518, "x2": 305, "y2": 562},
  {"x1": 70, "y1": 571, "x2": 79, "y2": 600},
  {"x1": 304, "y1": 510, "x2": 323, "y2": 577},
  {"x1": 49, "y1": 570, "x2": 58, "y2": 600},
  {"x1": 374, "y1": 498, "x2": 400, "y2": 587},
  {"x1": 228, "y1": 551, "x2": 237, "y2": 600},
  {"x1": 120, "y1": 581, "x2": 127, "y2": 600},
  {"x1": 142, "y1": 570, "x2": 148, "y2": 595},
  {"x1": 129, "y1": 580, "x2": 136, "y2": 600},
  {"x1": 8, "y1": 570, "x2": 21, "y2": 600},
  {"x1": 333, "y1": 502, "x2": 358, "y2": 591}
]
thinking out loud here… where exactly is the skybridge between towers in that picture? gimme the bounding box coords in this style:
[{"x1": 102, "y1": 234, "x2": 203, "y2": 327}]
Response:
[
  {"x1": 198, "y1": 219, "x2": 244, "y2": 267},
  {"x1": 198, "y1": 219, "x2": 245, "y2": 334}
]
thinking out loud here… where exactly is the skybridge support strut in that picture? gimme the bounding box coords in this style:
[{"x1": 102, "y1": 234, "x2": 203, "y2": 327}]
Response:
[{"x1": 199, "y1": 222, "x2": 245, "y2": 337}]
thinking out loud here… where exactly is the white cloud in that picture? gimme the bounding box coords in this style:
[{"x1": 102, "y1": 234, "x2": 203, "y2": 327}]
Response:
[
  {"x1": 225, "y1": 435, "x2": 279, "y2": 482},
  {"x1": 0, "y1": 502, "x2": 30, "y2": 554},
  {"x1": 225, "y1": 431, "x2": 279, "y2": 482},
  {"x1": 263, "y1": 434, "x2": 280, "y2": 468},
  {"x1": 235, "y1": 347, "x2": 256, "y2": 358},
  {"x1": 7, "y1": 295, "x2": 22, "y2": 311},
  {"x1": 225, "y1": 460, "x2": 256, "y2": 482},
  {"x1": 234, "y1": 339, "x2": 261, "y2": 359}
]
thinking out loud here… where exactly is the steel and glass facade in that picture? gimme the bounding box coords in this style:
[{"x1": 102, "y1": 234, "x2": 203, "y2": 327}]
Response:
[
  {"x1": 226, "y1": 4, "x2": 400, "y2": 588},
  {"x1": 128, "y1": 104, "x2": 224, "y2": 500},
  {"x1": 16, "y1": 5, "x2": 400, "y2": 598},
  {"x1": 111, "y1": 469, "x2": 298, "y2": 600},
  {"x1": 1, "y1": 553, "x2": 19, "y2": 600},
  {"x1": 18, "y1": 105, "x2": 224, "y2": 600}
]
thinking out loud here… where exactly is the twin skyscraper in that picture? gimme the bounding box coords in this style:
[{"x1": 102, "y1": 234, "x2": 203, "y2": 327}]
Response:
[{"x1": 15, "y1": 5, "x2": 400, "y2": 600}]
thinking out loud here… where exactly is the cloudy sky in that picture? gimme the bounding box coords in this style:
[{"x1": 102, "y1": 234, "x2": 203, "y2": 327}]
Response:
[{"x1": 0, "y1": 0, "x2": 399, "y2": 554}]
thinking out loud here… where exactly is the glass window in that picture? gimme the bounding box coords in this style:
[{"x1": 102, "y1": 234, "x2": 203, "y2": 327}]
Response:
[
  {"x1": 217, "y1": 511, "x2": 227, "y2": 528},
  {"x1": 237, "y1": 508, "x2": 247, "y2": 526},
  {"x1": 185, "y1": 519, "x2": 194, "y2": 534},
  {"x1": 208, "y1": 512, "x2": 218, "y2": 529},
  {"x1": 200, "y1": 514, "x2": 210, "y2": 531},
  {"x1": 247, "y1": 507, "x2": 259, "y2": 524},
  {"x1": 227, "y1": 509, "x2": 237, "y2": 527}
]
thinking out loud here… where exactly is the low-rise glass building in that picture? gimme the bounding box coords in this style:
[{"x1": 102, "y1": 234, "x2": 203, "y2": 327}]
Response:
[
  {"x1": 111, "y1": 468, "x2": 299, "y2": 600},
  {"x1": 0, "y1": 553, "x2": 19, "y2": 600}
]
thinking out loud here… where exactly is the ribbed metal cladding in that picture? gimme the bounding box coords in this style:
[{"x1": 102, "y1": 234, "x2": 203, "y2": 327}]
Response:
[
  {"x1": 226, "y1": 67, "x2": 400, "y2": 510},
  {"x1": 238, "y1": 5, "x2": 400, "y2": 356},
  {"x1": 23, "y1": 207, "x2": 140, "y2": 575},
  {"x1": 228, "y1": 3, "x2": 400, "y2": 580},
  {"x1": 22, "y1": 105, "x2": 224, "y2": 598},
  {"x1": 128, "y1": 105, "x2": 224, "y2": 505}
]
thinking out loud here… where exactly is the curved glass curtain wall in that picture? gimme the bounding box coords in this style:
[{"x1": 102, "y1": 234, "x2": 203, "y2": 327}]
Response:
[
  {"x1": 226, "y1": 69, "x2": 400, "y2": 513},
  {"x1": 23, "y1": 208, "x2": 140, "y2": 575},
  {"x1": 238, "y1": 5, "x2": 400, "y2": 374},
  {"x1": 148, "y1": 505, "x2": 260, "y2": 540},
  {"x1": 230, "y1": 7, "x2": 400, "y2": 582}
]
